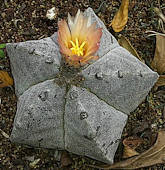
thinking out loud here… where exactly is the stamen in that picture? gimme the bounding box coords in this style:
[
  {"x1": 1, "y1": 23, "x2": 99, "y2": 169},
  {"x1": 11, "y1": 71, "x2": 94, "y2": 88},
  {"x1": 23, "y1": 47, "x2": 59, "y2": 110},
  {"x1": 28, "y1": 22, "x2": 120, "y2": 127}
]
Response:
[
  {"x1": 70, "y1": 38, "x2": 86, "y2": 56},
  {"x1": 70, "y1": 40, "x2": 76, "y2": 48},
  {"x1": 80, "y1": 41, "x2": 86, "y2": 49},
  {"x1": 76, "y1": 38, "x2": 79, "y2": 47}
]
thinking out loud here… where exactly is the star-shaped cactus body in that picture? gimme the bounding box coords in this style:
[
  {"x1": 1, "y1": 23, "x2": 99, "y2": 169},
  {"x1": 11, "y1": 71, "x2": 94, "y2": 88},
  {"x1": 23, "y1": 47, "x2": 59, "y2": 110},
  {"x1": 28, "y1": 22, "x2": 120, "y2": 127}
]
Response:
[{"x1": 6, "y1": 8, "x2": 158, "y2": 164}]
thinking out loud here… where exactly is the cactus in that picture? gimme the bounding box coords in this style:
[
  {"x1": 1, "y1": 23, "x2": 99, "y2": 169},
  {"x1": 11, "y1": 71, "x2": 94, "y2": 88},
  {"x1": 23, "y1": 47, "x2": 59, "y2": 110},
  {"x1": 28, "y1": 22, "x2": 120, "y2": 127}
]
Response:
[{"x1": 6, "y1": 8, "x2": 158, "y2": 164}]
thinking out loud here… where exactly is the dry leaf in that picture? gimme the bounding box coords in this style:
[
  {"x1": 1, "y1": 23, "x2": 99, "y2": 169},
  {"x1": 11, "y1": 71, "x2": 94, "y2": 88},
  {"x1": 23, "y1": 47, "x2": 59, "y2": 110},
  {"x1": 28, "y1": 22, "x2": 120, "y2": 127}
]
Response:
[
  {"x1": 146, "y1": 30, "x2": 165, "y2": 37},
  {"x1": 123, "y1": 136, "x2": 143, "y2": 149},
  {"x1": 118, "y1": 35, "x2": 144, "y2": 62},
  {"x1": 155, "y1": 75, "x2": 165, "y2": 87},
  {"x1": 0, "y1": 129, "x2": 9, "y2": 138},
  {"x1": 154, "y1": 7, "x2": 165, "y2": 23},
  {"x1": 0, "y1": 71, "x2": 13, "y2": 88},
  {"x1": 110, "y1": 0, "x2": 129, "y2": 32},
  {"x1": 60, "y1": 151, "x2": 72, "y2": 167},
  {"x1": 151, "y1": 35, "x2": 165, "y2": 74},
  {"x1": 29, "y1": 158, "x2": 40, "y2": 168},
  {"x1": 89, "y1": 130, "x2": 165, "y2": 169},
  {"x1": 122, "y1": 137, "x2": 143, "y2": 158},
  {"x1": 123, "y1": 146, "x2": 139, "y2": 159}
]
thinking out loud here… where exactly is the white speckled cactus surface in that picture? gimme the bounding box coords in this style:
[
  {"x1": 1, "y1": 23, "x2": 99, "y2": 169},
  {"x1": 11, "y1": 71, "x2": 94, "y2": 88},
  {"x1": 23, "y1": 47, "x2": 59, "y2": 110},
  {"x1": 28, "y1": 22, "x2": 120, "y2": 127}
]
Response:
[{"x1": 6, "y1": 8, "x2": 158, "y2": 164}]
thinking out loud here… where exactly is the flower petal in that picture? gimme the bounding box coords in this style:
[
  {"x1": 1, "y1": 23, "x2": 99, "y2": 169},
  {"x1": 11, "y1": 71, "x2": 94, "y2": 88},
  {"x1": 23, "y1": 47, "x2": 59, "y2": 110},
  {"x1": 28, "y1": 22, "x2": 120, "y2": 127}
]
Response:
[
  {"x1": 58, "y1": 19, "x2": 71, "y2": 47},
  {"x1": 73, "y1": 9, "x2": 81, "y2": 27},
  {"x1": 87, "y1": 28, "x2": 102, "y2": 47},
  {"x1": 85, "y1": 27, "x2": 102, "y2": 57},
  {"x1": 58, "y1": 19, "x2": 73, "y2": 56},
  {"x1": 57, "y1": 9, "x2": 102, "y2": 68},
  {"x1": 68, "y1": 13, "x2": 74, "y2": 31},
  {"x1": 84, "y1": 44, "x2": 99, "y2": 57},
  {"x1": 70, "y1": 11, "x2": 84, "y2": 42},
  {"x1": 58, "y1": 33, "x2": 72, "y2": 56}
]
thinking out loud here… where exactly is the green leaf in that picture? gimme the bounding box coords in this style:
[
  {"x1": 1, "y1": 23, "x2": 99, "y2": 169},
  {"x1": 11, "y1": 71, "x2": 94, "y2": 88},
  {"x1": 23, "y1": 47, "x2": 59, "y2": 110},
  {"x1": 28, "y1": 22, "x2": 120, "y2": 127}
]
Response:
[
  {"x1": 0, "y1": 50, "x2": 5, "y2": 58},
  {"x1": 0, "y1": 44, "x2": 6, "y2": 49}
]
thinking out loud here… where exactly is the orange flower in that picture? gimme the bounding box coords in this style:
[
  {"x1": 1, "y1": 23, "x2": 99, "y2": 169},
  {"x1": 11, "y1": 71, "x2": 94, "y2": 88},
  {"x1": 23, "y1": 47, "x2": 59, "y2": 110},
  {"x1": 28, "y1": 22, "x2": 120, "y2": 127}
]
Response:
[{"x1": 58, "y1": 9, "x2": 102, "y2": 67}]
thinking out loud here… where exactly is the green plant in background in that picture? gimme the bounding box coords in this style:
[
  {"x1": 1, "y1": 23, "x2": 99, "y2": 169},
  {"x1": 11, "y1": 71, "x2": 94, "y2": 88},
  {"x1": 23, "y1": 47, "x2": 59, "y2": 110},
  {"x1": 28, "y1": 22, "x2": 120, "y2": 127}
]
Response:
[{"x1": 0, "y1": 44, "x2": 6, "y2": 58}]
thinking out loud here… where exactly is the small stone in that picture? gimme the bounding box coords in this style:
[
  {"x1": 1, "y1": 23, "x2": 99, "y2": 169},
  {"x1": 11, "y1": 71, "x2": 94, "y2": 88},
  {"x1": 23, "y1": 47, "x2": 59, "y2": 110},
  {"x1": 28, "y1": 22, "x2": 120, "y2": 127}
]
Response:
[
  {"x1": 46, "y1": 7, "x2": 58, "y2": 20},
  {"x1": 0, "y1": 65, "x2": 5, "y2": 69},
  {"x1": 151, "y1": 123, "x2": 157, "y2": 129},
  {"x1": 159, "y1": 119, "x2": 163, "y2": 124},
  {"x1": 1, "y1": 12, "x2": 6, "y2": 18}
]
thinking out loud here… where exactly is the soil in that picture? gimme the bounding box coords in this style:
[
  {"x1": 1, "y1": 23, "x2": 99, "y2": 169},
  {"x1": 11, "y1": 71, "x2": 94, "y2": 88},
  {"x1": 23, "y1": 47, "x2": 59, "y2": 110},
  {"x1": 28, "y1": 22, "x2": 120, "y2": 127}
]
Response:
[{"x1": 0, "y1": 0, "x2": 165, "y2": 169}]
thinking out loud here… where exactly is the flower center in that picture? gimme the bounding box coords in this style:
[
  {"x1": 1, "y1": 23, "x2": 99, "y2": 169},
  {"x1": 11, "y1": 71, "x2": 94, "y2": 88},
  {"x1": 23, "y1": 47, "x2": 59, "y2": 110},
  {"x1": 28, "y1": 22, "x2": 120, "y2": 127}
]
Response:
[{"x1": 70, "y1": 38, "x2": 86, "y2": 56}]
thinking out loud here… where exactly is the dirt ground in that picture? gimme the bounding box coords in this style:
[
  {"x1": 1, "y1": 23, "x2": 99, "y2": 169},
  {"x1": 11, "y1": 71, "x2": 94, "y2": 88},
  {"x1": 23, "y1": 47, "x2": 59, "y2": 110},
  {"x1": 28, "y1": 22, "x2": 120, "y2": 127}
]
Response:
[{"x1": 0, "y1": 0, "x2": 165, "y2": 169}]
